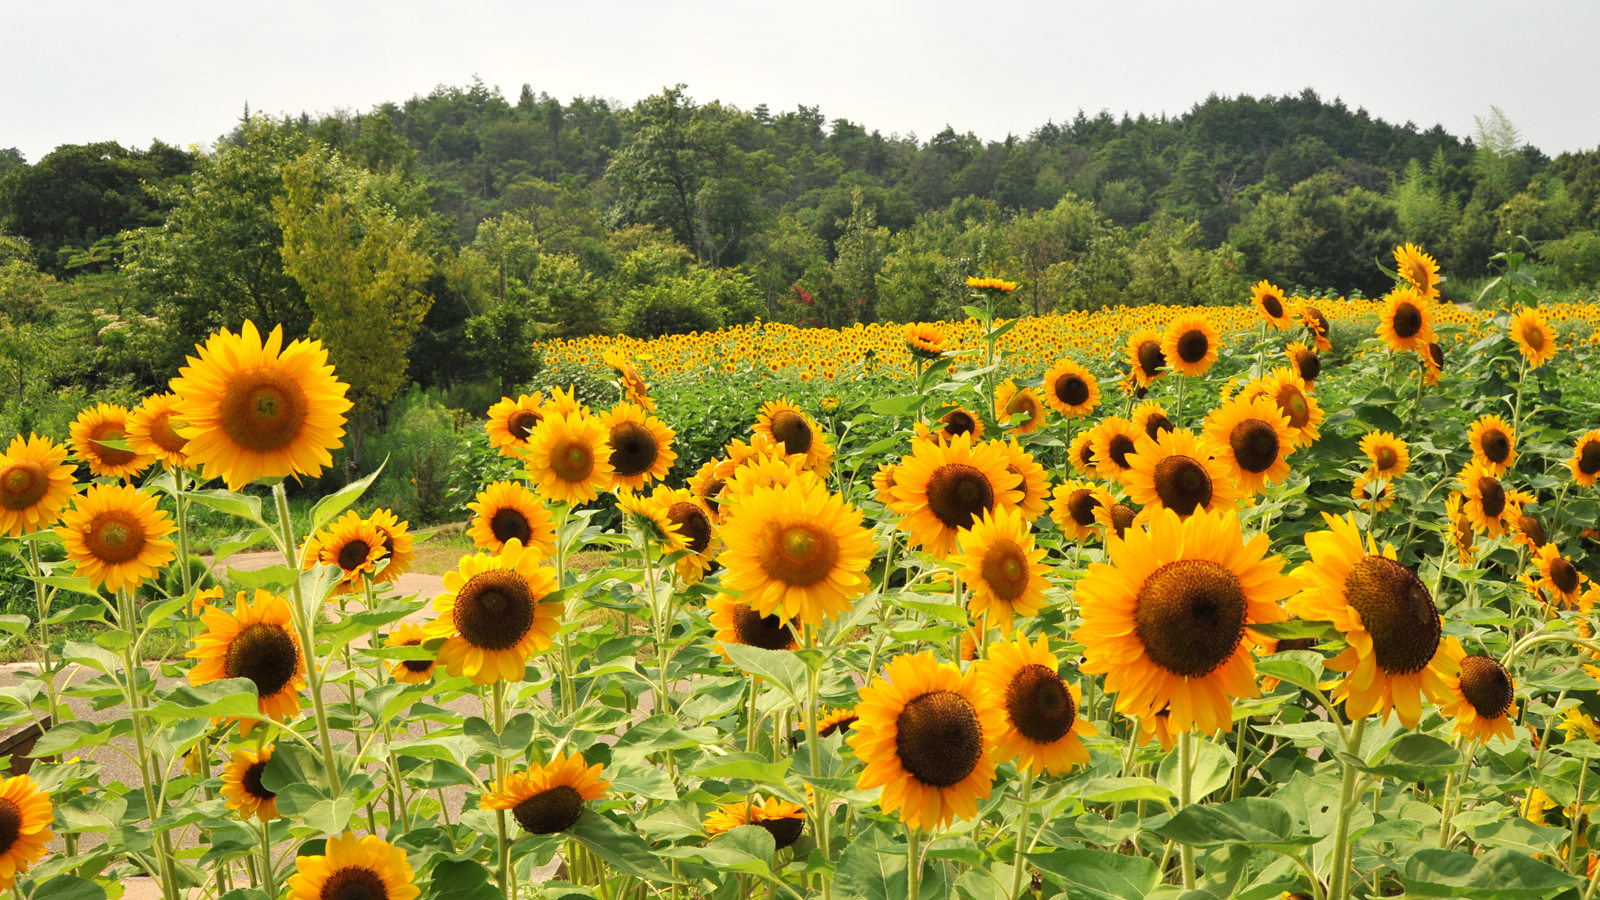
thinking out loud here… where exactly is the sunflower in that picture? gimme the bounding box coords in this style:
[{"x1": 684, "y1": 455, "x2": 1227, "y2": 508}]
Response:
[
  {"x1": 1074, "y1": 507, "x2": 1292, "y2": 734},
  {"x1": 818, "y1": 707, "x2": 859, "y2": 737},
  {"x1": 1251, "y1": 281, "x2": 1294, "y2": 330},
  {"x1": 754, "y1": 399, "x2": 831, "y2": 473},
  {"x1": 1394, "y1": 243, "x2": 1441, "y2": 300},
  {"x1": 1161, "y1": 314, "x2": 1220, "y2": 377},
  {"x1": 1050, "y1": 480, "x2": 1112, "y2": 542},
  {"x1": 1126, "y1": 330, "x2": 1167, "y2": 387},
  {"x1": 997, "y1": 439, "x2": 1049, "y2": 523},
  {"x1": 69, "y1": 403, "x2": 153, "y2": 481},
  {"x1": 385, "y1": 622, "x2": 436, "y2": 684},
  {"x1": 1440, "y1": 649, "x2": 1516, "y2": 745},
  {"x1": 965, "y1": 276, "x2": 1018, "y2": 292},
  {"x1": 193, "y1": 584, "x2": 224, "y2": 615},
  {"x1": 1360, "y1": 432, "x2": 1409, "y2": 481},
  {"x1": 522, "y1": 410, "x2": 615, "y2": 504},
  {"x1": 484, "y1": 393, "x2": 547, "y2": 458},
  {"x1": 722, "y1": 456, "x2": 817, "y2": 512},
  {"x1": 365, "y1": 509, "x2": 416, "y2": 584},
  {"x1": 1351, "y1": 476, "x2": 1395, "y2": 512},
  {"x1": 892, "y1": 434, "x2": 1021, "y2": 558},
  {"x1": 1533, "y1": 543, "x2": 1587, "y2": 608},
  {"x1": 127, "y1": 392, "x2": 191, "y2": 469},
  {"x1": 603, "y1": 349, "x2": 654, "y2": 412},
  {"x1": 1285, "y1": 342, "x2": 1321, "y2": 388},
  {"x1": 1091, "y1": 417, "x2": 1143, "y2": 481},
  {"x1": 481, "y1": 752, "x2": 610, "y2": 835},
  {"x1": 0, "y1": 434, "x2": 76, "y2": 538},
  {"x1": 1468, "y1": 414, "x2": 1518, "y2": 476},
  {"x1": 1041, "y1": 360, "x2": 1100, "y2": 418},
  {"x1": 287, "y1": 832, "x2": 419, "y2": 900},
  {"x1": 1121, "y1": 429, "x2": 1242, "y2": 520},
  {"x1": 1510, "y1": 509, "x2": 1548, "y2": 551},
  {"x1": 1458, "y1": 462, "x2": 1511, "y2": 538},
  {"x1": 57, "y1": 484, "x2": 176, "y2": 593},
  {"x1": 904, "y1": 322, "x2": 948, "y2": 360},
  {"x1": 1297, "y1": 305, "x2": 1332, "y2": 352},
  {"x1": 995, "y1": 380, "x2": 1045, "y2": 434},
  {"x1": 1422, "y1": 342, "x2": 1444, "y2": 386},
  {"x1": 1571, "y1": 432, "x2": 1600, "y2": 488},
  {"x1": 703, "y1": 798, "x2": 807, "y2": 850},
  {"x1": 952, "y1": 505, "x2": 1051, "y2": 634},
  {"x1": 1510, "y1": 307, "x2": 1557, "y2": 369},
  {"x1": 919, "y1": 407, "x2": 985, "y2": 444},
  {"x1": 1137, "y1": 709, "x2": 1178, "y2": 751},
  {"x1": 600, "y1": 403, "x2": 677, "y2": 491},
  {"x1": 1068, "y1": 430, "x2": 1099, "y2": 477},
  {"x1": 544, "y1": 385, "x2": 584, "y2": 417},
  {"x1": 220, "y1": 746, "x2": 280, "y2": 821},
  {"x1": 1445, "y1": 493, "x2": 1479, "y2": 566},
  {"x1": 976, "y1": 633, "x2": 1095, "y2": 775},
  {"x1": 467, "y1": 481, "x2": 557, "y2": 556},
  {"x1": 689, "y1": 460, "x2": 731, "y2": 522},
  {"x1": 1286, "y1": 512, "x2": 1461, "y2": 728},
  {"x1": 312, "y1": 511, "x2": 389, "y2": 595},
  {"x1": 872, "y1": 462, "x2": 902, "y2": 510},
  {"x1": 1258, "y1": 636, "x2": 1322, "y2": 692},
  {"x1": 0, "y1": 775, "x2": 53, "y2": 889},
  {"x1": 1202, "y1": 396, "x2": 1295, "y2": 497},
  {"x1": 849, "y1": 652, "x2": 1004, "y2": 831},
  {"x1": 1131, "y1": 401, "x2": 1174, "y2": 443},
  {"x1": 1247, "y1": 368, "x2": 1323, "y2": 449},
  {"x1": 425, "y1": 539, "x2": 562, "y2": 685},
  {"x1": 188, "y1": 589, "x2": 306, "y2": 733},
  {"x1": 718, "y1": 479, "x2": 876, "y2": 625},
  {"x1": 169, "y1": 321, "x2": 352, "y2": 491},
  {"x1": 1376, "y1": 287, "x2": 1436, "y2": 353},
  {"x1": 626, "y1": 485, "x2": 716, "y2": 582},
  {"x1": 708, "y1": 592, "x2": 799, "y2": 660}
]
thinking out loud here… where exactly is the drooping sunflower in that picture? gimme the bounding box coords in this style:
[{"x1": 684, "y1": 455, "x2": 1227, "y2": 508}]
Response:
[
  {"x1": 1245, "y1": 368, "x2": 1323, "y2": 449},
  {"x1": 1202, "y1": 395, "x2": 1296, "y2": 497},
  {"x1": 1297, "y1": 305, "x2": 1333, "y2": 352},
  {"x1": 286, "y1": 832, "x2": 420, "y2": 900},
  {"x1": 169, "y1": 321, "x2": 352, "y2": 491},
  {"x1": 1126, "y1": 330, "x2": 1167, "y2": 388},
  {"x1": 994, "y1": 379, "x2": 1045, "y2": 434},
  {"x1": 188, "y1": 590, "x2": 306, "y2": 733},
  {"x1": 660, "y1": 488, "x2": 717, "y2": 582},
  {"x1": 0, "y1": 434, "x2": 76, "y2": 538},
  {"x1": 467, "y1": 481, "x2": 557, "y2": 556},
  {"x1": 1161, "y1": 314, "x2": 1220, "y2": 377},
  {"x1": 703, "y1": 798, "x2": 807, "y2": 850},
  {"x1": 1510, "y1": 509, "x2": 1548, "y2": 551},
  {"x1": 1074, "y1": 507, "x2": 1293, "y2": 734},
  {"x1": 312, "y1": 511, "x2": 389, "y2": 595},
  {"x1": 892, "y1": 434, "x2": 1021, "y2": 558},
  {"x1": 849, "y1": 652, "x2": 1004, "y2": 831},
  {"x1": 69, "y1": 403, "x2": 153, "y2": 481},
  {"x1": 1533, "y1": 543, "x2": 1587, "y2": 608},
  {"x1": 220, "y1": 746, "x2": 280, "y2": 821},
  {"x1": 1094, "y1": 501, "x2": 1140, "y2": 541},
  {"x1": 127, "y1": 392, "x2": 191, "y2": 469},
  {"x1": 755, "y1": 399, "x2": 832, "y2": 474},
  {"x1": 365, "y1": 509, "x2": 416, "y2": 584},
  {"x1": 1571, "y1": 432, "x2": 1600, "y2": 488},
  {"x1": 1286, "y1": 512, "x2": 1461, "y2": 728},
  {"x1": 1050, "y1": 480, "x2": 1113, "y2": 542},
  {"x1": 1285, "y1": 342, "x2": 1321, "y2": 388},
  {"x1": 385, "y1": 622, "x2": 436, "y2": 684},
  {"x1": 997, "y1": 439, "x2": 1049, "y2": 523},
  {"x1": 1090, "y1": 417, "x2": 1143, "y2": 481},
  {"x1": 689, "y1": 460, "x2": 731, "y2": 522},
  {"x1": 708, "y1": 592, "x2": 799, "y2": 660},
  {"x1": 1422, "y1": 342, "x2": 1444, "y2": 386},
  {"x1": 1376, "y1": 287, "x2": 1436, "y2": 353},
  {"x1": 976, "y1": 633, "x2": 1095, "y2": 775},
  {"x1": 480, "y1": 752, "x2": 610, "y2": 836},
  {"x1": 484, "y1": 393, "x2": 547, "y2": 458},
  {"x1": 522, "y1": 410, "x2": 615, "y2": 504},
  {"x1": 904, "y1": 322, "x2": 948, "y2": 360},
  {"x1": 1041, "y1": 360, "x2": 1100, "y2": 418},
  {"x1": 718, "y1": 479, "x2": 876, "y2": 625},
  {"x1": 425, "y1": 539, "x2": 562, "y2": 685},
  {"x1": 1439, "y1": 648, "x2": 1515, "y2": 745},
  {"x1": 952, "y1": 505, "x2": 1051, "y2": 634},
  {"x1": 1250, "y1": 281, "x2": 1294, "y2": 330},
  {"x1": 1121, "y1": 429, "x2": 1242, "y2": 519},
  {"x1": 1131, "y1": 401, "x2": 1174, "y2": 443},
  {"x1": 57, "y1": 484, "x2": 176, "y2": 593},
  {"x1": 1394, "y1": 242, "x2": 1441, "y2": 300},
  {"x1": 600, "y1": 402, "x2": 677, "y2": 491},
  {"x1": 1458, "y1": 462, "x2": 1511, "y2": 538},
  {"x1": 1351, "y1": 476, "x2": 1395, "y2": 512},
  {"x1": 1468, "y1": 414, "x2": 1518, "y2": 476},
  {"x1": 1445, "y1": 493, "x2": 1479, "y2": 565},
  {"x1": 1360, "y1": 431, "x2": 1409, "y2": 481},
  {"x1": 918, "y1": 407, "x2": 985, "y2": 444},
  {"x1": 1068, "y1": 430, "x2": 1099, "y2": 478},
  {"x1": 0, "y1": 775, "x2": 53, "y2": 889},
  {"x1": 1510, "y1": 307, "x2": 1557, "y2": 369},
  {"x1": 603, "y1": 349, "x2": 654, "y2": 412}
]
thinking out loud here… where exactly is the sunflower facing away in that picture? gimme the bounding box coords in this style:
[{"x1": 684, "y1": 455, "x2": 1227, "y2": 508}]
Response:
[
  {"x1": 1050, "y1": 480, "x2": 1112, "y2": 542},
  {"x1": 169, "y1": 321, "x2": 352, "y2": 491},
  {"x1": 1445, "y1": 493, "x2": 1479, "y2": 566},
  {"x1": 754, "y1": 399, "x2": 832, "y2": 473},
  {"x1": 603, "y1": 349, "x2": 654, "y2": 412},
  {"x1": 188, "y1": 589, "x2": 306, "y2": 733},
  {"x1": 1439, "y1": 649, "x2": 1515, "y2": 745},
  {"x1": 1571, "y1": 432, "x2": 1600, "y2": 488},
  {"x1": 708, "y1": 592, "x2": 799, "y2": 660},
  {"x1": 0, "y1": 775, "x2": 53, "y2": 890},
  {"x1": 484, "y1": 393, "x2": 547, "y2": 458},
  {"x1": 1533, "y1": 543, "x2": 1587, "y2": 608},
  {"x1": 1468, "y1": 414, "x2": 1518, "y2": 476},
  {"x1": 600, "y1": 402, "x2": 677, "y2": 491},
  {"x1": 385, "y1": 622, "x2": 436, "y2": 684},
  {"x1": 467, "y1": 481, "x2": 557, "y2": 556},
  {"x1": 1458, "y1": 462, "x2": 1510, "y2": 538},
  {"x1": 127, "y1": 392, "x2": 190, "y2": 469},
  {"x1": 718, "y1": 479, "x2": 876, "y2": 625},
  {"x1": 69, "y1": 403, "x2": 153, "y2": 481},
  {"x1": 1360, "y1": 431, "x2": 1409, "y2": 481},
  {"x1": 522, "y1": 410, "x2": 616, "y2": 504},
  {"x1": 426, "y1": 539, "x2": 561, "y2": 685},
  {"x1": 1285, "y1": 342, "x2": 1322, "y2": 387},
  {"x1": 0, "y1": 434, "x2": 76, "y2": 538},
  {"x1": 1376, "y1": 287, "x2": 1436, "y2": 353},
  {"x1": 952, "y1": 505, "x2": 1051, "y2": 634},
  {"x1": 892, "y1": 434, "x2": 1021, "y2": 559},
  {"x1": 481, "y1": 752, "x2": 610, "y2": 835},
  {"x1": 287, "y1": 832, "x2": 420, "y2": 900},
  {"x1": 1131, "y1": 401, "x2": 1174, "y2": 443},
  {"x1": 1161, "y1": 314, "x2": 1220, "y2": 377},
  {"x1": 57, "y1": 484, "x2": 176, "y2": 593},
  {"x1": 1250, "y1": 281, "x2": 1294, "y2": 330},
  {"x1": 994, "y1": 379, "x2": 1045, "y2": 434},
  {"x1": 1090, "y1": 416, "x2": 1144, "y2": 481},
  {"x1": 976, "y1": 633, "x2": 1095, "y2": 775},
  {"x1": 1041, "y1": 359, "x2": 1100, "y2": 418},
  {"x1": 312, "y1": 511, "x2": 389, "y2": 595},
  {"x1": 904, "y1": 322, "x2": 948, "y2": 360},
  {"x1": 1126, "y1": 330, "x2": 1167, "y2": 387},
  {"x1": 1510, "y1": 307, "x2": 1557, "y2": 369},
  {"x1": 1422, "y1": 342, "x2": 1444, "y2": 386},
  {"x1": 1202, "y1": 395, "x2": 1296, "y2": 497},
  {"x1": 221, "y1": 745, "x2": 280, "y2": 821},
  {"x1": 1247, "y1": 367, "x2": 1323, "y2": 449},
  {"x1": 849, "y1": 652, "x2": 1004, "y2": 831},
  {"x1": 1121, "y1": 428, "x2": 1242, "y2": 520},
  {"x1": 703, "y1": 798, "x2": 808, "y2": 850},
  {"x1": 1074, "y1": 507, "x2": 1292, "y2": 734},
  {"x1": 1286, "y1": 512, "x2": 1461, "y2": 728},
  {"x1": 1297, "y1": 305, "x2": 1333, "y2": 352}
]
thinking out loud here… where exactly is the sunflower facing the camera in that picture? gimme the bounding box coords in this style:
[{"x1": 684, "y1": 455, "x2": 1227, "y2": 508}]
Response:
[
  {"x1": 1202, "y1": 395, "x2": 1296, "y2": 497},
  {"x1": 0, "y1": 434, "x2": 76, "y2": 538},
  {"x1": 1126, "y1": 330, "x2": 1167, "y2": 387},
  {"x1": 484, "y1": 393, "x2": 547, "y2": 458},
  {"x1": 1050, "y1": 480, "x2": 1113, "y2": 542},
  {"x1": 287, "y1": 833, "x2": 419, "y2": 900},
  {"x1": 481, "y1": 753, "x2": 610, "y2": 836},
  {"x1": 952, "y1": 504, "x2": 1051, "y2": 634},
  {"x1": 976, "y1": 633, "x2": 1094, "y2": 775},
  {"x1": 1040, "y1": 359, "x2": 1100, "y2": 418},
  {"x1": 1376, "y1": 287, "x2": 1436, "y2": 353},
  {"x1": 188, "y1": 590, "x2": 306, "y2": 733},
  {"x1": 221, "y1": 745, "x2": 281, "y2": 822},
  {"x1": 892, "y1": 435, "x2": 1021, "y2": 558},
  {"x1": 467, "y1": 481, "x2": 557, "y2": 556},
  {"x1": 1250, "y1": 281, "x2": 1294, "y2": 330},
  {"x1": 995, "y1": 379, "x2": 1046, "y2": 434},
  {"x1": 718, "y1": 479, "x2": 876, "y2": 625},
  {"x1": 1120, "y1": 429, "x2": 1242, "y2": 520},
  {"x1": 426, "y1": 538, "x2": 562, "y2": 685},
  {"x1": 1161, "y1": 314, "x2": 1220, "y2": 377}
]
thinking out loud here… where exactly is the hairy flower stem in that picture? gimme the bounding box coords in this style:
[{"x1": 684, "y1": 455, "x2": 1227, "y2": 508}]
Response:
[
  {"x1": 26, "y1": 540, "x2": 61, "y2": 725},
  {"x1": 274, "y1": 482, "x2": 342, "y2": 800},
  {"x1": 493, "y1": 680, "x2": 514, "y2": 900},
  {"x1": 553, "y1": 502, "x2": 575, "y2": 716},
  {"x1": 1009, "y1": 769, "x2": 1033, "y2": 900},
  {"x1": 117, "y1": 588, "x2": 179, "y2": 900},
  {"x1": 173, "y1": 470, "x2": 193, "y2": 595},
  {"x1": 1327, "y1": 716, "x2": 1368, "y2": 900},
  {"x1": 1179, "y1": 731, "x2": 1197, "y2": 890},
  {"x1": 1574, "y1": 762, "x2": 1591, "y2": 874},
  {"x1": 905, "y1": 825, "x2": 922, "y2": 899},
  {"x1": 804, "y1": 625, "x2": 831, "y2": 900}
]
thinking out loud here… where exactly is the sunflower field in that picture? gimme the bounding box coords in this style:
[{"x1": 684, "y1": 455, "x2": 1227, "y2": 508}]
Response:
[{"x1": 2, "y1": 243, "x2": 1600, "y2": 900}]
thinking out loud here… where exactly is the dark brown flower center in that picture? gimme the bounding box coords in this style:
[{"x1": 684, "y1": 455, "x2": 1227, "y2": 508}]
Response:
[
  {"x1": 1517, "y1": 514, "x2": 1546, "y2": 546},
  {"x1": 88, "y1": 421, "x2": 137, "y2": 467},
  {"x1": 224, "y1": 622, "x2": 300, "y2": 698},
  {"x1": 1107, "y1": 434, "x2": 1137, "y2": 470},
  {"x1": 336, "y1": 539, "x2": 372, "y2": 573},
  {"x1": 507, "y1": 408, "x2": 543, "y2": 441},
  {"x1": 86, "y1": 510, "x2": 147, "y2": 564},
  {"x1": 608, "y1": 421, "x2": 659, "y2": 477},
  {"x1": 730, "y1": 602, "x2": 795, "y2": 651},
  {"x1": 1551, "y1": 558, "x2": 1581, "y2": 595},
  {"x1": 1428, "y1": 343, "x2": 1444, "y2": 368},
  {"x1": 1476, "y1": 477, "x2": 1505, "y2": 518},
  {"x1": 453, "y1": 569, "x2": 536, "y2": 651},
  {"x1": 1144, "y1": 413, "x2": 1173, "y2": 441},
  {"x1": 1134, "y1": 559, "x2": 1248, "y2": 678},
  {"x1": 1003, "y1": 390, "x2": 1039, "y2": 424},
  {"x1": 319, "y1": 866, "x2": 388, "y2": 900},
  {"x1": 1582, "y1": 441, "x2": 1600, "y2": 476},
  {"x1": 941, "y1": 409, "x2": 977, "y2": 438},
  {"x1": 1523, "y1": 321, "x2": 1547, "y2": 351},
  {"x1": 769, "y1": 410, "x2": 814, "y2": 456},
  {"x1": 148, "y1": 411, "x2": 188, "y2": 454},
  {"x1": 1343, "y1": 556, "x2": 1439, "y2": 675},
  {"x1": 0, "y1": 798, "x2": 22, "y2": 857},
  {"x1": 1053, "y1": 374, "x2": 1090, "y2": 407},
  {"x1": 925, "y1": 464, "x2": 996, "y2": 531},
  {"x1": 1066, "y1": 488, "x2": 1100, "y2": 527},
  {"x1": 666, "y1": 502, "x2": 712, "y2": 554},
  {"x1": 1261, "y1": 293, "x2": 1284, "y2": 318},
  {"x1": 1108, "y1": 503, "x2": 1136, "y2": 538},
  {"x1": 1004, "y1": 663, "x2": 1075, "y2": 744},
  {"x1": 1458, "y1": 654, "x2": 1514, "y2": 720},
  {"x1": 550, "y1": 436, "x2": 596, "y2": 483},
  {"x1": 756, "y1": 815, "x2": 805, "y2": 851},
  {"x1": 1137, "y1": 340, "x2": 1166, "y2": 377},
  {"x1": 894, "y1": 690, "x2": 983, "y2": 787},
  {"x1": 1273, "y1": 637, "x2": 1319, "y2": 653},
  {"x1": 1176, "y1": 329, "x2": 1209, "y2": 364},
  {"x1": 702, "y1": 477, "x2": 727, "y2": 513},
  {"x1": 1294, "y1": 349, "x2": 1321, "y2": 382},
  {"x1": 1230, "y1": 419, "x2": 1281, "y2": 474},
  {"x1": 490, "y1": 507, "x2": 532, "y2": 545},
  {"x1": 0, "y1": 461, "x2": 48, "y2": 511},
  {"x1": 820, "y1": 715, "x2": 858, "y2": 738},
  {"x1": 1392, "y1": 302, "x2": 1423, "y2": 339},
  {"x1": 1374, "y1": 446, "x2": 1399, "y2": 472},
  {"x1": 1273, "y1": 385, "x2": 1312, "y2": 430},
  {"x1": 756, "y1": 517, "x2": 839, "y2": 587},
  {"x1": 979, "y1": 539, "x2": 1030, "y2": 601},
  {"x1": 1480, "y1": 428, "x2": 1511, "y2": 465},
  {"x1": 243, "y1": 760, "x2": 275, "y2": 801},
  {"x1": 512, "y1": 785, "x2": 585, "y2": 834},
  {"x1": 1153, "y1": 455, "x2": 1213, "y2": 516},
  {"x1": 219, "y1": 367, "x2": 309, "y2": 453}
]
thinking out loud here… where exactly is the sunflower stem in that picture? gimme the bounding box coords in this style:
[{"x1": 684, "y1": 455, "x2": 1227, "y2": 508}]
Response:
[
  {"x1": 26, "y1": 539, "x2": 61, "y2": 726},
  {"x1": 1327, "y1": 716, "x2": 1367, "y2": 900},
  {"x1": 746, "y1": 675, "x2": 761, "y2": 755},
  {"x1": 553, "y1": 501, "x2": 576, "y2": 717},
  {"x1": 273, "y1": 481, "x2": 342, "y2": 801},
  {"x1": 1510, "y1": 354, "x2": 1530, "y2": 436},
  {"x1": 174, "y1": 468, "x2": 193, "y2": 596},
  {"x1": 804, "y1": 625, "x2": 831, "y2": 899},
  {"x1": 1174, "y1": 374, "x2": 1187, "y2": 427},
  {"x1": 1574, "y1": 761, "x2": 1591, "y2": 874},
  {"x1": 1178, "y1": 731, "x2": 1197, "y2": 890},
  {"x1": 117, "y1": 586, "x2": 180, "y2": 900},
  {"x1": 256, "y1": 818, "x2": 277, "y2": 900},
  {"x1": 492, "y1": 680, "x2": 514, "y2": 900},
  {"x1": 1009, "y1": 768, "x2": 1033, "y2": 900},
  {"x1": 905, "y1": 825, "x2": 921, "y2": 900}
]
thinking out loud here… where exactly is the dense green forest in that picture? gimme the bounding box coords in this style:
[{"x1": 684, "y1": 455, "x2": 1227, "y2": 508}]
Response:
[{"x1": 3, "y1": 81, "x2": 1600, "y2": 518}]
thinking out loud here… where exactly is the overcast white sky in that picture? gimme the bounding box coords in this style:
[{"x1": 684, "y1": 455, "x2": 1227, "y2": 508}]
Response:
[{"x1": 4, "y1": 0, "x2": 1597, "y2": 163}]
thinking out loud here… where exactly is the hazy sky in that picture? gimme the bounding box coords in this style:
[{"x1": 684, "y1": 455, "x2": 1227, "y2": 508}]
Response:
[{"x1": 5, "y1": 0, "x2": 1597, "y2": 163}]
